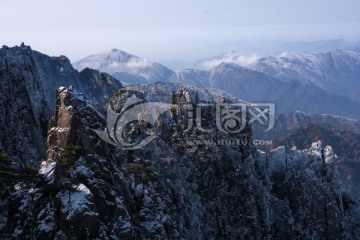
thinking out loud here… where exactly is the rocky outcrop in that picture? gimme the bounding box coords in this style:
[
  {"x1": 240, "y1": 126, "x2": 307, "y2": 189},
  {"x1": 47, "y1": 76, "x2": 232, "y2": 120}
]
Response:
[
  {"x1": 108, "y1": 82, "x2": 266, "y2": 239},
  {"x1": 253, "y1": 111, "x2": 360, "y2": 196},
  {"x1": 0, "y1": 44, "x2": 49, "y2": 166},
  {"x1": 47, "y1": 87, "x2": 111, "y2": 163},
  {"x1": 0, "y1": 87, "x2": 139, "y2": 239},
  {"x1": 45, "y1": 87, "x2": 138, "y2": 239},
  {"x1": 0, "y1": 44, "x2": 123, "y2": 166},
  {"x1": 42, "y1": 84, "x2": 268, "y2": 239},
  {"x1": 266, "y1": 124, "x2": 360, "y2": 196},
  {"x1": 9, "y1": 84, "x2": 268, "y2": 239},
  {"x1": 1, "y1": 83, "x2": 360, "y2": 239}
]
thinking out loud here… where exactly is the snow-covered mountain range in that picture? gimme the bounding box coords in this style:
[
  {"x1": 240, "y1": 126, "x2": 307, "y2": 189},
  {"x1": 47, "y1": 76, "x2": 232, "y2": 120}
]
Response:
[
  {"x1": 73, "y1": 47, "x2": 360, "y2": 119},
  {"x1": 198, "y1": 49, "x2": 360, "y2": 102}
]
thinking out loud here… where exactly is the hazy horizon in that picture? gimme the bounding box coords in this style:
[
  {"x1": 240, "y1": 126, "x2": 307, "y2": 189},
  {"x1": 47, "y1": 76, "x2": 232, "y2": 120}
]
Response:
[{"x1": 1, "y1": 0, "x2": 360, "y2": 63}]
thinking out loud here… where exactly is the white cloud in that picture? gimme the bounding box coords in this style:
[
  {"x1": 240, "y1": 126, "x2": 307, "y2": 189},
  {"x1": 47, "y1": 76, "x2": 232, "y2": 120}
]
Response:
[{"x1": 199, "y1": 53, "x2": 260, "y2": 70}]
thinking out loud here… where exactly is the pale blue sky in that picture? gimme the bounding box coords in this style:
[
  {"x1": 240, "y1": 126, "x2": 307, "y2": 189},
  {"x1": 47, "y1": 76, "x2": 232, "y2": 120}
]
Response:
[{"x1": 1, "y1": 0, "x2": 359, "y2": 62}]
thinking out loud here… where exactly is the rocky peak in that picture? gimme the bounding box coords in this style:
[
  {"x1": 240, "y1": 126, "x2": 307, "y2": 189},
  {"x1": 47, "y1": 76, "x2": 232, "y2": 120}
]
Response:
[
  {"x1": 47, "y1": 87, "x2": 109, "y2": 163},
  {"x1": 0, "y1": 44, "x2": 123, "y2": 167},
  {"x1": 43, "y1": 87, "x2": 139, "y2": 239},
  {"x1": 0, "y1": 44, "x2": 49, "y2": 166}
]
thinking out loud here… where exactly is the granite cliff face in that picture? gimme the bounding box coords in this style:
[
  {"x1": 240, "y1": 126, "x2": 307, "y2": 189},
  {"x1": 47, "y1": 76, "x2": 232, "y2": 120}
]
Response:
[
  {"x1": 43, "y1": 88, "x2": 138, "y2": 239},
  {"x1": 0, "y1": 44, "x2": 49, "y2": 166},
  {"x1": 44, "y1": 84, "x2": 269, "y2": 239},
  {"x1": 108, "y1": 83, "x2": 267, "y2": 239},
  {"x1": 1, "y1": 84, "x2": 358, "y2": 239},
  {"x1": 0, "y1": 44, "x2": 122, "y2": 166},
  {"x1": 0, "y1": 84, "x2": 270, "y2": 239}
]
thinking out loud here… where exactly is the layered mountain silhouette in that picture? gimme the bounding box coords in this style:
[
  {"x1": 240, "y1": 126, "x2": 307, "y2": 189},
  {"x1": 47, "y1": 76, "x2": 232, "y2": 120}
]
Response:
[{"x1": 74, "y1": 48, "x2": 360, "y2": 119}]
